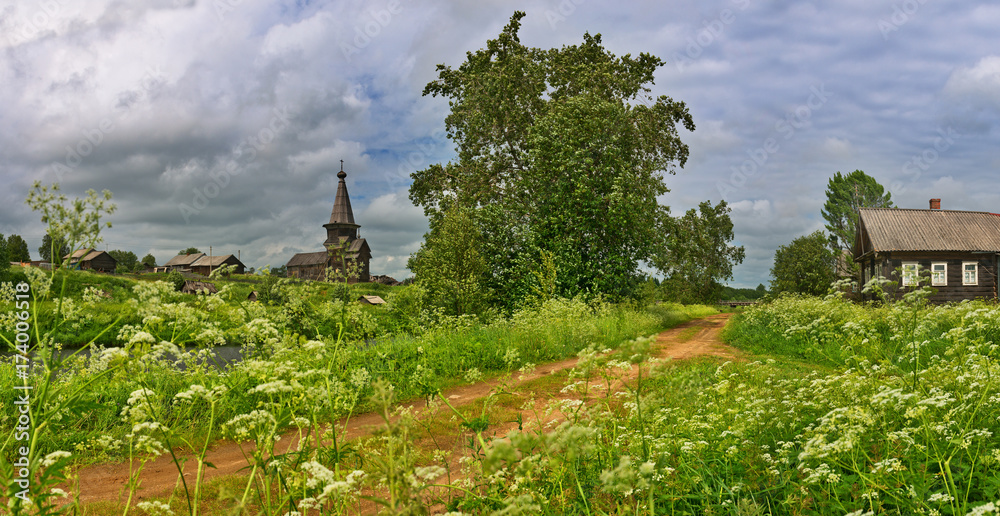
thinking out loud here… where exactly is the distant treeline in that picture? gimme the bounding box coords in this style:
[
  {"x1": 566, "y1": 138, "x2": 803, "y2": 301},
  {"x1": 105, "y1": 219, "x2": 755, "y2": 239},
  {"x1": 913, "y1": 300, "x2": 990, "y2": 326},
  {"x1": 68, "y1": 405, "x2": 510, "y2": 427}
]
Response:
[{"x1": 719, "y1": 284, "x2": 767, "y2": 301}]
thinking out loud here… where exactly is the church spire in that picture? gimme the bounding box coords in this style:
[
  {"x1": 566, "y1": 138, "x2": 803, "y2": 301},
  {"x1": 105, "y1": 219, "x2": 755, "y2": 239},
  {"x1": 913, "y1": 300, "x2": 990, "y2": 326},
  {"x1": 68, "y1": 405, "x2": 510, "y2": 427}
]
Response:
[{"x1": 329, "y1": 160, "x2": 356, "y2": 225}]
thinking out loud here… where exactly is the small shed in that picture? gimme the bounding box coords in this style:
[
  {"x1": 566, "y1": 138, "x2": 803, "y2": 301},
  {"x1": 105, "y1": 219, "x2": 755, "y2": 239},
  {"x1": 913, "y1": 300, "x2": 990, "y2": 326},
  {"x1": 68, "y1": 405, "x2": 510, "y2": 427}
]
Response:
[
  {"x1": 357, "y1": 295, "x2": 386, "y2": 305},
  {"x1": 181, "y1": 280, "x2": 218, "y2": 295},
  {"x1": 63, "y1": 249, "x2": 117, "y2": 272},
  {"x1": 247, "y1": 291, "x2": 259, "y2": 302}
]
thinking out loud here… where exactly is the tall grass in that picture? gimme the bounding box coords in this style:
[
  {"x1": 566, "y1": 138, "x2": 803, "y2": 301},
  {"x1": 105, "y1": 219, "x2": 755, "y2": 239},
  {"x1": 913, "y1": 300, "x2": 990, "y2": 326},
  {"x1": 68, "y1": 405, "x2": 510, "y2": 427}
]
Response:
[
  {"x1": 449, "y1": 292, "x2": 1000, "y2": 515},
  {"x1": 3, "y1": 265, "x2": 718, "y2": 515}
]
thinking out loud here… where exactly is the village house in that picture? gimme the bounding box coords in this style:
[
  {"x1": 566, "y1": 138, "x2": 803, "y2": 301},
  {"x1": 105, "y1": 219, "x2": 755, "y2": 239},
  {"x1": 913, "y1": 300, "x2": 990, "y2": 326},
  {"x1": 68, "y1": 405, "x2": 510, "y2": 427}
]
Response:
[
  {"x1": 63, "y1": 248, "x2": 117, "y2": 272},
  {"x1": 189, "y1": 254, "x2": 246, "y2": 276},
  {"x1": 286, "y1": 162, "x2": 372, "y2": 282},
  {"x1": 164, "y1": 252, "x2": 204, "y2": 272},
  {"x1": 163, "y1": 252, "x2": 245, "y2": 275},
  {"x1": 855, "y1": 199, "x2": 1000, "y2": 302}
]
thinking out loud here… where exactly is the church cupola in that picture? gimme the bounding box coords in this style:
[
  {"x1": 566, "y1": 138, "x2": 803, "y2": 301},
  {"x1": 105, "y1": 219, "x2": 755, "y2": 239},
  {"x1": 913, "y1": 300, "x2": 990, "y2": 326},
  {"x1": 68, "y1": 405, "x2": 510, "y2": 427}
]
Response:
[{"x1": 324, "y1": 160, "x2": 360, "y2": 246}]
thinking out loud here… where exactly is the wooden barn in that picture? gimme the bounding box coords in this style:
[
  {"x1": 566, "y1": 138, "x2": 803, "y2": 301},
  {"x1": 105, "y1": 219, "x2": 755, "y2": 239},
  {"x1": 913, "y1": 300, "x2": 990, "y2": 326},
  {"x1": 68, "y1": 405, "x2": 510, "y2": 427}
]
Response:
[
  {"x1": 287, "y1": 163, "x2": 372, "y2": 282},
  {"x1": 189, "y1": 254, "x2": 246, "y2": 276},
  {"x1": 63, "y1": 249, "x2": 117, "y2": 272},
  {"x1": 855, "y1": 200, "x2": 1000, "y2": 302}
]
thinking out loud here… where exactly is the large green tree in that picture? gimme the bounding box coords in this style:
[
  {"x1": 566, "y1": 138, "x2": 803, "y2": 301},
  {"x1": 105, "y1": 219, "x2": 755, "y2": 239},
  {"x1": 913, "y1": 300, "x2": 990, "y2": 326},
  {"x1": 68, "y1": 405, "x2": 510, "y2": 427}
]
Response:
[
  {"x1": 822, "y1": 170, "x2": 894, "y2": 257},
  {"x1": 408, "y1": 205, "x2": 490, "y2": 316},
  {"x1": 5, "y1": 234, "x2": 30, "y2": 262},
  {"x1": 0, "y1": 234, "x2": 9, "y2": 278},
  {"x1": 411, "y1": 11, "x2": 696, "y2": 304},
  {"x1": 141, "y1": 253, "x2": 157, "y2": 268},
  {"x1": 39, "y1": 232, "x2": 70, "y2": 265},
  {"x1": 770, "y1": 230, "x2": 837, "y2": 296},
  {"x1": 108, "y1": 249, "x2": 138, "y2": 271},
  {"x1": 656, "y1": 200, "x2": 745, "y2": 303}
]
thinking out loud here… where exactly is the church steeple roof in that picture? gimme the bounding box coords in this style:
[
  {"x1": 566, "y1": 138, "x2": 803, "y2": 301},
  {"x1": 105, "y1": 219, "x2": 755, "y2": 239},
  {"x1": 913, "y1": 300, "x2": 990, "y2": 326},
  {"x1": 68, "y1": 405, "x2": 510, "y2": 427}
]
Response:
[{"x1": 329, "y1": 160, "x2": 356, "y2": 225}]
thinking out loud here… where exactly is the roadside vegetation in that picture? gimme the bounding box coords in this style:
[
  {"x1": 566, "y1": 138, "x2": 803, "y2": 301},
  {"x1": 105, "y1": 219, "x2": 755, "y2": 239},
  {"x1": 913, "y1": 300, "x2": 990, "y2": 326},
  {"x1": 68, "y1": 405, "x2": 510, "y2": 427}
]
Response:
[{"x1": 1, "y1": 256, "x2": 719, "y2": 514}]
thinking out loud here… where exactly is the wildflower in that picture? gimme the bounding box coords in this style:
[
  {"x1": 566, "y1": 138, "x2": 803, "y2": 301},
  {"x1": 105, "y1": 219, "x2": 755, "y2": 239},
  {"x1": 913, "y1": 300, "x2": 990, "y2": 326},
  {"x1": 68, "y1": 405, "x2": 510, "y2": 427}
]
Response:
[
  {"x1": 128, "y1": 331, "x2": 157, "y2": 346},
  {"x1": 223, "y1": 410, "x2": 277, "y2": 441},
  {"x1": 41, "y1": 451, "x2": 71, "y2": 468},
  {"x1": 175, "y1": 384, "x2": 228, "y2": 403},
  {"x1": 967, "y1": 502, "x2": 998, "y2": 516},
  {"x1": 929, "y1": 493, "x2": 955, "y2": 503},
  {"x1": 121, "y1": 388, "x2": 158, "y2": 422},
  {"x1": 251, "y1": 380, "x2": 296, "y2": 394},
  {"x1": 464, "y1": 367, "x2": 483, "y2": 383}
]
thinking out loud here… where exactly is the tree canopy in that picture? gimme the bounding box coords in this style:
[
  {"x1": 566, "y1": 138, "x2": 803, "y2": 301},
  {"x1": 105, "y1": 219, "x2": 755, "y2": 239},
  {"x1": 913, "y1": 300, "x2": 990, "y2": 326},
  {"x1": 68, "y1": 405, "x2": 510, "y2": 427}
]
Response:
[
  {"x1": 656, "y1": 200, "x2": 745, "y2": 303},
  {"x1": 770, "y1": 230, "x2": 837, "y2": 296},
  {"x1": 5, "y1": 234, "x2": 30, "y2": 262},
  {"x1": 109, "y1": 249, "x2": 139, "y2": 271},
  {"x1": 409, "y1": 11, "x2": 726, "y2": 307},
  {"x1": 179, "y1": 247, "x2": 201, "y2": 255},
  {"x1": 39, "y1": 232, "x2": 70, "y2": 265},
  {"x1": 822, "y1": 170, "x2": 894, "y2": 257},
  {"x1": 407, "y1": 205, "x2": 490, "y2": 316},
  {"x1": 141, "y1": 253, "x2": 157, "y2": 268},
  {"x1": 0, "y1": 234, "x2": 9, "y2": 278}
]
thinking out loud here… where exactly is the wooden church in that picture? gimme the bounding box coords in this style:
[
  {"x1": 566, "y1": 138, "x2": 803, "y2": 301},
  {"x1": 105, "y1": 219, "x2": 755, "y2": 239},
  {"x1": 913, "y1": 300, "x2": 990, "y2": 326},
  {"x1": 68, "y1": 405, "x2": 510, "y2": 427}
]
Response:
[{"x1": 286, "y1": 163, "x2": 372, "y2": 282}]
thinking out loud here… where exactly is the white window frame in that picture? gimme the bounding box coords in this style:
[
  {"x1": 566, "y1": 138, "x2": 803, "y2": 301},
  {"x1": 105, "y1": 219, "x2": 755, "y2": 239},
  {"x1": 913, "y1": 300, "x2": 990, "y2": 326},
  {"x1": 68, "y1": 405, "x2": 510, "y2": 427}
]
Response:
[
  {"x1": 931, "y1": 262, "x2": 947, "y2": 286},
  {"x1": 963, "y1": 261, "x2": 978, "y2": 285},
  {"x1": 902, "y1": 262, "x2": 918, "y2": 287}
]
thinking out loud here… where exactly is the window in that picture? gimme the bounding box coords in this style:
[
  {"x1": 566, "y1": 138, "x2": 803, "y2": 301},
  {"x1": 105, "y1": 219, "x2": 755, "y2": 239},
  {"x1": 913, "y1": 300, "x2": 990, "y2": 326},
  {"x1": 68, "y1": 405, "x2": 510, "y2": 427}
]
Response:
[
  {"x1": 931, "y1": 262, "x2": 947, "y2": 286},
  {"x1": 963, "y1": 262, "x2": 978, "y2": 285},
  {"x1": 902, "y1": 262, "x2": 918, "y2": 287}
]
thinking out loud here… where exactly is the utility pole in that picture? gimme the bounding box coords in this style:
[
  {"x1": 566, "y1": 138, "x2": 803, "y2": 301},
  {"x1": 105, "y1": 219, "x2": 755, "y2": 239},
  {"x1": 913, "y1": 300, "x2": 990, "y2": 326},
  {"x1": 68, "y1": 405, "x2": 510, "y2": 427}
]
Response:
[{"x1": 209, "y1": 246, "x2": 212, "y2": 276}]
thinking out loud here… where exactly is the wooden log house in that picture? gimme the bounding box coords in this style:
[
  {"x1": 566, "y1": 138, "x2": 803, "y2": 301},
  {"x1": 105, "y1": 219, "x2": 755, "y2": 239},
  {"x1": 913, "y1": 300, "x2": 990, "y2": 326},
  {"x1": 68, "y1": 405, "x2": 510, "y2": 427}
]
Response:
[{"x1": 855, "y1": 199, "x2": 1000, "y2": 302}]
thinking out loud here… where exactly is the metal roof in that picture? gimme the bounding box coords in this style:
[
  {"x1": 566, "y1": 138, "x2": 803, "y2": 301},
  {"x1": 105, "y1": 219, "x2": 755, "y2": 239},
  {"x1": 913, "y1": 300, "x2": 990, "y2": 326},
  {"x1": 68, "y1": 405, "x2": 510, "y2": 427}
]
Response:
[
  {"x1": 164, "y1": 253, "x2": 205, "y2": 266},
  {"x1": 858, "y1": 208, "x2": 1000, "y2": 254},
  {"x1": 63, "y1": 248, "x2": 110, "y2": 262},
  {"x1": 190, "y1": 254, "x2": 243, "y2": 267}
]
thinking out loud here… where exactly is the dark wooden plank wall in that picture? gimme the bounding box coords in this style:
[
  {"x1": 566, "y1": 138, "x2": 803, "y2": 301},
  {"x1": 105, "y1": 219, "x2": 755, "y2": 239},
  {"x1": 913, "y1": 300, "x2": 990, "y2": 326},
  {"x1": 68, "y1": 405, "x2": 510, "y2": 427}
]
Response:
[
  {"x1": 870, "y1": 254, "x2": 998, "y2": 302},
  {"x1": 85, "y1": 253, "x2": 117, "y2": 272}
]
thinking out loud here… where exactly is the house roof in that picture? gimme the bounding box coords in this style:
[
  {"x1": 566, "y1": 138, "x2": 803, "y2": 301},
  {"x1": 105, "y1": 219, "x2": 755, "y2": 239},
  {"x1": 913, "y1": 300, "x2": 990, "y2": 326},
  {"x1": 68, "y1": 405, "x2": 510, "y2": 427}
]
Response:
[
  {"x1": 857, "y1": 208, "x2": 1000, "y2": 256},
  {"x1": 347, "y1": 238, "x2": 368, "y2": 253},
  {"x1": 190, "y1": 254, "x2": 243, "y2": 267},
  {"x1": 65, "y1": 248, "x2": 91, "y2": 260},
  {"x1": 358, "y1": 295, "x2": 386, "y2": 304},
  {"x1": 63, "y1": 248, "x2": 110, "y2": 262},
  {"x1": 164, "y1": 253, "x2": 205, "y2": 266},
  {"x1": 286, "y1": 251, "x2": 330, "y2": 267}
]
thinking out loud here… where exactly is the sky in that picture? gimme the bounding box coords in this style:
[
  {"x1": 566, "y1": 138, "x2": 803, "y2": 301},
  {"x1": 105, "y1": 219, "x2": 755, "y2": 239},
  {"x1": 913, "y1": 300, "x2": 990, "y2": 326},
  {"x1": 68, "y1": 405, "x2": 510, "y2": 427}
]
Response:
[{"x1": 1, "y1": 0, "x2": 998, "y2": 287}]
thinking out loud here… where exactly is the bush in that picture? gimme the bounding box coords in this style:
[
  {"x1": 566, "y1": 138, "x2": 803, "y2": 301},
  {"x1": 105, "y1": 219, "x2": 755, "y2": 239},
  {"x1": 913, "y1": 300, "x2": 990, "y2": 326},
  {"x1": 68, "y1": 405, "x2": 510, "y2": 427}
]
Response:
[{"x1": 167, "y1": 270, "x2": 185, "y2": 291}]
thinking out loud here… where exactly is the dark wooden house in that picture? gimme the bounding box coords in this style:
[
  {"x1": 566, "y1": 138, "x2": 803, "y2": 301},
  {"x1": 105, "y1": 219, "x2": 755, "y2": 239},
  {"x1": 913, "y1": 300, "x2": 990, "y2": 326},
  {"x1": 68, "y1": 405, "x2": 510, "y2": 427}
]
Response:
[
  {"x1": 63, "y1": 249, "x2": 117, "y2": 272},
  {"x1": 855, "y1": 200, "x2": 1000, "y2": 302},
  {"x1": 189, "y1": 254, "x2": 246, "y2": 276},
  {"x1": 286, "y1": 163, "x2": 372, "y2": 282}
]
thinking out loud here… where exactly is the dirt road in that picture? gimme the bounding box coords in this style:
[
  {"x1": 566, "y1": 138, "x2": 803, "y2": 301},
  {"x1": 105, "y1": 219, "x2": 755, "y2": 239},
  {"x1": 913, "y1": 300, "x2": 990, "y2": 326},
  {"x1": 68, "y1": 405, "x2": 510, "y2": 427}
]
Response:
[{"x1": 71, "y1": 313, "x2": 737, "y2": 506}]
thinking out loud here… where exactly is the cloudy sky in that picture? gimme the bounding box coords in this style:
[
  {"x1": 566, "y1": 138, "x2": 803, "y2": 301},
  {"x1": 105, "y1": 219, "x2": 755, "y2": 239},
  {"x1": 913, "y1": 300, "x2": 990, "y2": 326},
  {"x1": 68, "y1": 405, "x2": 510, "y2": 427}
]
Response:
[{"x1": 1, "y1": 0, "x2": 998, "y2": 287}]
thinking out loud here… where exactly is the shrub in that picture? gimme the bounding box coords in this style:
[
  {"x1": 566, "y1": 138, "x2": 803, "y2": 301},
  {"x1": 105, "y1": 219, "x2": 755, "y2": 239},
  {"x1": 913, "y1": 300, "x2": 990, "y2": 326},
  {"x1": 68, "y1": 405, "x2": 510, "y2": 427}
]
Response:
[{"x1": 166, "y1": 270, "x2": 185, "y2": 291}]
